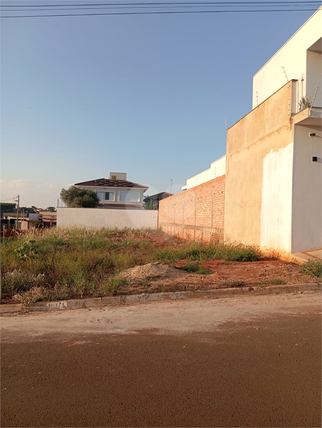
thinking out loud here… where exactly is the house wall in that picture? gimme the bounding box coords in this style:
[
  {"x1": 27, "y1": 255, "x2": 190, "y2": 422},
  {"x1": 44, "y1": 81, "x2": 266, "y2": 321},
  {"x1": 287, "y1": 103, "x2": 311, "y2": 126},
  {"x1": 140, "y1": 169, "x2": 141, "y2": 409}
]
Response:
[
  {"x1": 182, "y1": 156, "x2": 226, "y2": 190},
  {"x1": 225, "y1": 82, "x2": 295, "y2": 255},
  {"x1": 291, "y1": 124, "x2": 322, "y2": 252},
  {"x1": 76, "y1": 185, "x2": 145, "y2": 206},
  {"x1": 159, "y1": 175, "x2": 225, "y2": 242},
  {"x1": 252, "y1": 7, "x2": 322, "y2": 108},
  {"x1": 57, "y1": 208, "x2": 158, "y2": 229}
]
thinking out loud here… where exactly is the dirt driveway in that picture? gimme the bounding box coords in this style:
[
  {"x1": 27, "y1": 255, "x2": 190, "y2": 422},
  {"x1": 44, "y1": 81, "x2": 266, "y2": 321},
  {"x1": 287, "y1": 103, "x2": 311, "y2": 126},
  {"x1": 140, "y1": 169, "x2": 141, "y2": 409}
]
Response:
[{"x1": 1, "y1": 292, "x2": 321, "y2": 427}]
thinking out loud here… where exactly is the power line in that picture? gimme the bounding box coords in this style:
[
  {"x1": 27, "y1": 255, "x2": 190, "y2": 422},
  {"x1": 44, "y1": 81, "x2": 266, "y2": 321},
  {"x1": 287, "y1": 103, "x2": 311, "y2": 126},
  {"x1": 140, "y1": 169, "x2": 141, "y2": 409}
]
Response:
[
  {"x1": 1, "y1": 0, "x2": 320, "y2": 17},
  {"x1": 0, "y1": 0, "x2": 320, "y2": 7},
  {"x1": 2, "y1": 1, "x2": 321, "y2": 6},
  {"x1": 1, "y1": 9, "x2": 319, "y2": 18}
]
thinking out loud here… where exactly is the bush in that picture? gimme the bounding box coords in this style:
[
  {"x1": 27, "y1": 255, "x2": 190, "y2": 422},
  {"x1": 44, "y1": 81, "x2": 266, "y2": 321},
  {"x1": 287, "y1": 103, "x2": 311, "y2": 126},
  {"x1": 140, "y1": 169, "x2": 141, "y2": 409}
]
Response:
[
  {"x1": 2, "y1": 271, "x2": 46, "y2": 293},
  {"x1": 60, "y1": 186, "x2": 99, "y2": 208},
  {"x1": 14, "y1": 240, "x2": 38, "y2": 261},
  {"x1": 299, "y1": 260, "x2": 322, "y2": 278}
]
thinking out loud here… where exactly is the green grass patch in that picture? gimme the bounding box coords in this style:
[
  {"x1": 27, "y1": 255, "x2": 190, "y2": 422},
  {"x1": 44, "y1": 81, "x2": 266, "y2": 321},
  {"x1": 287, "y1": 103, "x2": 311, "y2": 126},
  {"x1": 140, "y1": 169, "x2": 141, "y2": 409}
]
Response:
[
  {"x1": 178, "y1": 262, "x2": 212, "y2": 275},
  {"x1": 299, "y1": 260, "x2": 322, "y2": 278},
  {"x1": 155, "y1": 241, "x2": 261, "y2": 263}
]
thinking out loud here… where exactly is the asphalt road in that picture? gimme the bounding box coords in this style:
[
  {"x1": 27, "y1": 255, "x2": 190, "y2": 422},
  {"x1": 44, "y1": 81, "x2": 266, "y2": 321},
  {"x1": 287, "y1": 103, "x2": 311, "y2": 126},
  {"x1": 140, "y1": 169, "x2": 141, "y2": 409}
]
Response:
[{"x1": 1, "y1": 292, "x2": 321, "y2": 427}]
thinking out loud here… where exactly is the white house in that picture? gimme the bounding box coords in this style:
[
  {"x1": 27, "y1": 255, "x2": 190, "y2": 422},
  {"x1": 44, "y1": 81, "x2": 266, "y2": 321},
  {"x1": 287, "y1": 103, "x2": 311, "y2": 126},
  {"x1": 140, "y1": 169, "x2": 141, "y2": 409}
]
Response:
[{"x1": 75, "y1": 172, "x2": 149, "y2": 209}]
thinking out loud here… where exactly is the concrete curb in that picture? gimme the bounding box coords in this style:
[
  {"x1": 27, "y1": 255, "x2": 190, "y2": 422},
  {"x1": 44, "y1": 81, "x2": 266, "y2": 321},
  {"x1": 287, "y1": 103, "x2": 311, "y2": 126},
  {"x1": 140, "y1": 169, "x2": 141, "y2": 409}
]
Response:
[{"x1": 1, "y1": 282, "x2": 321, "y2": 315}]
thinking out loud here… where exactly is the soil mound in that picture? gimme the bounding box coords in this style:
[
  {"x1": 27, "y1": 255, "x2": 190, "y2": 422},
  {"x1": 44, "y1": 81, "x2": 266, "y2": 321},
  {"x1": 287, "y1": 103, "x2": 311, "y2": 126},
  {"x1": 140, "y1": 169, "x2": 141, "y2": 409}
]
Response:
[{"x1": 120, "y1": 262, "x2": 185, "y2": 283}]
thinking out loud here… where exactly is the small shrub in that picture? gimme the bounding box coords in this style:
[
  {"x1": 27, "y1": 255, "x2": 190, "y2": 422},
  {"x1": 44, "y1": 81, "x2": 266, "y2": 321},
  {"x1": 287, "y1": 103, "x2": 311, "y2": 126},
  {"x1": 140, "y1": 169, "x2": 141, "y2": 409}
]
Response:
[
  {"x1": 13, "y1": 286, "x2": 50, "y2": 305},
  {"x1": 197, "y1": 267, "x2": 212, "y2": 275},
  {"x1": 299, "y1": 260, "x2": 322, "y2": 278},
  {"x1": 180, "y1": 263, "x2": 200, "y2": 272},
  {"x1": 219, "y1": 280, "x2": 244, "y2": 288},
  {"x1": 299, "y1": 96, "x2": 312, "y2": 111},
  {"x1": 255, "y1": 278, "x2": 286, "y2": 286},
  {"x1": 139, "y1": 279, "x2": 151, "y2": 288},
  {"x1": 51, "y1": 283, "x2": 71, "y2": 301},
  {"x1": 2, "y1": 270, "x2": 46, "y2": 293},
  {"x1": 178, "y1": 263, "x2": 212, "y2": 275},
  {"x1": 14, "y1": 240, "x2": 38, "y2": 261},
  {"x1": 268, "y1": 278, "x2": 286, "y2": 285},
  {"x1": 103, "y1": 275, "x2": 127, "y2": 295}
]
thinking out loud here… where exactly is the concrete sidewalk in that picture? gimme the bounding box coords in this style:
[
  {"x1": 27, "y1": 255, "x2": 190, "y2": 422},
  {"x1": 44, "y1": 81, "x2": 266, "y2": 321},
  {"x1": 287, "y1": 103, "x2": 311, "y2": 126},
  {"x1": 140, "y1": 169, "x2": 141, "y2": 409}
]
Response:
[{"x1": 293, "y1": 248, "x2": 322, "y2": 261}]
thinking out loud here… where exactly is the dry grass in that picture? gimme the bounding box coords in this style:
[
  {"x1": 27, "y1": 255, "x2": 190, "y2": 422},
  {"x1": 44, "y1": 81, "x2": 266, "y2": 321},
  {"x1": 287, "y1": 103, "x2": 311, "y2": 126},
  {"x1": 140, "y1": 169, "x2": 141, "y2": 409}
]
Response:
[{"x1": 1, "y1": 227, "x2": 265, "y2": 303}]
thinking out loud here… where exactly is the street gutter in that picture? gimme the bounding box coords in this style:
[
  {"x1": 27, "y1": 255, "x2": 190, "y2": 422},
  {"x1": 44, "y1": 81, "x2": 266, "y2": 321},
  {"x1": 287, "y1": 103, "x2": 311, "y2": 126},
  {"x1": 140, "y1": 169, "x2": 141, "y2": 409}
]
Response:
[{"x1": 1, "y1": 282, "x2": 321, "y2": 315}]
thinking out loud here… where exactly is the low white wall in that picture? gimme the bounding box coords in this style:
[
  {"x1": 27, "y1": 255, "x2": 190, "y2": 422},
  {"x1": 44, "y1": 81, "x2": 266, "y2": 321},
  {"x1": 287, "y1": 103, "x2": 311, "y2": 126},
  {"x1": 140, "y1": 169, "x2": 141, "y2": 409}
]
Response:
[
  {"x1": 57, "y1": 208, "x2": 158, "y2": 230},
  {"x1": 182, "y1": 155, "x2": 226, "y2": 190}
]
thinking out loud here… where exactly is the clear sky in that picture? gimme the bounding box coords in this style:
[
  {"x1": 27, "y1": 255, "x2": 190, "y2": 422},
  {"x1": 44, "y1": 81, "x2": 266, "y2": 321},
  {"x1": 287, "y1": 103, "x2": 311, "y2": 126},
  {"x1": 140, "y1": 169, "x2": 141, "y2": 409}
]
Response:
[{"x1": 1, "y1": 1, "x2": 318, "y2": 208}]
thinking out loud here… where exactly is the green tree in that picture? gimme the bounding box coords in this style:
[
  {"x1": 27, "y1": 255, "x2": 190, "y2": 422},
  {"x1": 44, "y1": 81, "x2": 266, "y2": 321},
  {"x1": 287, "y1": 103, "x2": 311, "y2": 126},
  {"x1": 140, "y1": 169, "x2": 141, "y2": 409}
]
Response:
[
  {"x1": 143, "y1": 196, "x2": 156, "y2": 210},
  {"x1": 46, "y1": 207, "x2": 56, "y2": 212},
  {"x1": 60, "y1": 186, "x2": 99, "y2": 208},
  {"x1": 0, "y1": 203, "x2": 16, "y2": 213}
]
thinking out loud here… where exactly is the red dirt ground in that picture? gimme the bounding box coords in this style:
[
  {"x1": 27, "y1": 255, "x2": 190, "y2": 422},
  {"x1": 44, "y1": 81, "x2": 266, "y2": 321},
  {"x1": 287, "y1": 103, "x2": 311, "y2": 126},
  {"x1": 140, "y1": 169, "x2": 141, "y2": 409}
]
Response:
[{"x1": 116, "y1": 258, "x2": 320, "y2": 295}]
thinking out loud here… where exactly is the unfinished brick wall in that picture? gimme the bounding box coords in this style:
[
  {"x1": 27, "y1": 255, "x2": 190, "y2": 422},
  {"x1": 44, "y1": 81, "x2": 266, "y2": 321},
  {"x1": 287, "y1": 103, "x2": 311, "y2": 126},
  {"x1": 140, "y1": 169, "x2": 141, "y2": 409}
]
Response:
[{"x1": 159, "y1": 175, "x2": 225, "y2": 242}]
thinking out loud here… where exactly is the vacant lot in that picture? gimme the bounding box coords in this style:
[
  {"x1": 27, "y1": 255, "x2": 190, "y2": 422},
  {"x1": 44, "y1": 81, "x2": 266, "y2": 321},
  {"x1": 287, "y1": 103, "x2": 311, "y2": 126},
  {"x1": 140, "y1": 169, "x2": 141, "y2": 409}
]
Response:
[{"x1": 1, "y1": 228, "x2": 321, "y2": 304}]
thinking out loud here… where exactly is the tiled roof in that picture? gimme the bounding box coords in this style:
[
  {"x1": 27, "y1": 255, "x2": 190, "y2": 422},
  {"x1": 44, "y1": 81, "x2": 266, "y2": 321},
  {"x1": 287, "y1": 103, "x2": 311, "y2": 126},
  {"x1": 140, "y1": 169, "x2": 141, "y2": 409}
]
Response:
[
  {"x1": 74, "y1": 178, "x2": 148, "y2": 189},
  {"x1": 149, "y1": 192, "x2": 173, "y2": 199}
]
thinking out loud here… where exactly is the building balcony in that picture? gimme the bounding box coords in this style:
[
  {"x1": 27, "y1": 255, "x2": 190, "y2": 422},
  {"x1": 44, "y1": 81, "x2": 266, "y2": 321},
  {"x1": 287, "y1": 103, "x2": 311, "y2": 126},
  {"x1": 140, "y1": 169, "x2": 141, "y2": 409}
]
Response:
[{"x1": 292, "y1": 106, "x2": 322, "y2": 127}]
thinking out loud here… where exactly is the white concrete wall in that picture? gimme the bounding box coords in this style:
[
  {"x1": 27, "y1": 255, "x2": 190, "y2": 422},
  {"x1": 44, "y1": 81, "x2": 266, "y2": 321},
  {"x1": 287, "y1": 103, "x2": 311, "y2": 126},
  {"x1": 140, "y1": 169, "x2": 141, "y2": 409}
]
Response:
[
  {"x1": 29, "y1": 213, "x2": 39, "y2": 221},
  {"x1": 182, "y1": 156, "x2": 226, "y2": 190},
  {"x1": 57, "y1": 208, "x2": 158, "y2": 229},
  {"x1": 306, "y1": 49, "x2": 322, "y2": 108},
  {"x1": 260, "y1": 143, "x2": 294, "y2": 254},
  {"x1": 253, "y1": 7, "x2": 322, "y2": 108},
  {"x1": 291, "y1": 125, "x2": 322, "y2": 252}
]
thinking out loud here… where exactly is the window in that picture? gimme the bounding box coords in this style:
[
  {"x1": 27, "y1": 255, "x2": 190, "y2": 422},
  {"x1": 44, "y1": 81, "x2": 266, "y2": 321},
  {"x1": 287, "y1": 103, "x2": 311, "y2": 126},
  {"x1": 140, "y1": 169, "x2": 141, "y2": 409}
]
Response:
[
  {"x1": 97, "y1": 191, "x2": 115, "y2": 202},
  {"x1": 120, "y1": 191, "x2": 140, "y2": 203}
]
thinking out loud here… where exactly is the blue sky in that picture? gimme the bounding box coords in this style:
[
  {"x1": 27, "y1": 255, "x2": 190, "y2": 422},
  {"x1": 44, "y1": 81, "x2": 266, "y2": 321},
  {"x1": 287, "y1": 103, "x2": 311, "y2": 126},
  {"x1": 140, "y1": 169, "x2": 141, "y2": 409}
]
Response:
[{"x1": 1, "y1": 2, "x2": 317, "y2": 207}]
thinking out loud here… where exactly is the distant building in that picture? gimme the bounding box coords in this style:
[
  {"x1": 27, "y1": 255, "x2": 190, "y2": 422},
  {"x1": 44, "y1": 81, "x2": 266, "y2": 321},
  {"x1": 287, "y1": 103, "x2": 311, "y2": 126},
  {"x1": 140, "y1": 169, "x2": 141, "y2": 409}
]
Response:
[
  {"x1": 144, "y1": 192, "x2": 173, "y2": 210},
  {"x1": 75, "y1": 172, "x2": 149, "y2": 209}
]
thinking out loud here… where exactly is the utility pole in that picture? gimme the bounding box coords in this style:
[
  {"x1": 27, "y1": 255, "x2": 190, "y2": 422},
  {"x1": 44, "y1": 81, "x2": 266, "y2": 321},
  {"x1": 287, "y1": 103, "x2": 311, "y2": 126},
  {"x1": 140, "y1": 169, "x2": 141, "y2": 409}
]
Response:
[
  {"x1": 15, "y1": 195, "x2": 20, "y2": 230},
  {"x1": 170, "y1": 179, "x2": 173, "y2": 195}
]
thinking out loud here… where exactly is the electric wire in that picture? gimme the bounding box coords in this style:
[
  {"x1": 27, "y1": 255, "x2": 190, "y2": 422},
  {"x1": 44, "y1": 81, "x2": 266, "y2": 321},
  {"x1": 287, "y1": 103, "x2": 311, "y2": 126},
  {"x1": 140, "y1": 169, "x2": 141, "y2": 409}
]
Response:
[{"x1": 1, "y1": 0, "x2": 321, "y2": 18}]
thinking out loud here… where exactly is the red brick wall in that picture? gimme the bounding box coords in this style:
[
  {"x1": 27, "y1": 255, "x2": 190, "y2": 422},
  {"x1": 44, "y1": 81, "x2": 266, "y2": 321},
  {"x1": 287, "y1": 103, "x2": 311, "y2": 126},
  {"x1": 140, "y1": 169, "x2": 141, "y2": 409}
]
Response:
[{"x1": 159, "y1": 175, "x2": 225, "y2": 242}]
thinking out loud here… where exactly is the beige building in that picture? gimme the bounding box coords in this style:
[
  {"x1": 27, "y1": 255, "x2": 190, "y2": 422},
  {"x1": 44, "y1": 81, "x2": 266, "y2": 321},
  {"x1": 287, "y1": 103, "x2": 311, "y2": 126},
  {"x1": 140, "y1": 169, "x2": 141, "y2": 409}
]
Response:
[
  {"x1": 224, "y1": 81, "x2": 321, "y2": 257},
  {"x1": 225, "y1": 7, "x2": 322, "y2": 258},
  {"x1": 160, "y1": 7, "x2": 322, "y2": 259}
]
